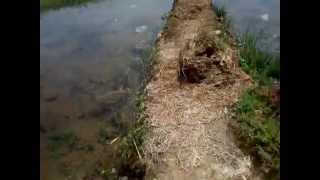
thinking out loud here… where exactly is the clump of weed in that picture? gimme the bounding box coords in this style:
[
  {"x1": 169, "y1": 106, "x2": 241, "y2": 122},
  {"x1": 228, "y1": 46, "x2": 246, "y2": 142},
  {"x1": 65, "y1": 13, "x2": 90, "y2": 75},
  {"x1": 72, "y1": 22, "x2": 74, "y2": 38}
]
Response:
[
  {"x1": 115, "y1": 91, "x2": 148, "y2": 179},
  {"x1": 212, "y1": 4, "x2": 231, "y2": 29},
  {"x1": 234, "y1": 86, "x2": 279, "y2": 178},
  {"x1": 213, "y1": 5, "x2": 226, "y2": 19},
  {"x1": 239, "y1": 32, "x2": 280, "y2": 85},
  {"x1": 211, "y1": 4, "x2": 236, "y2": 54},
  {"x1": 117, "y1": 92, "x2": 147, "y2": 160}
]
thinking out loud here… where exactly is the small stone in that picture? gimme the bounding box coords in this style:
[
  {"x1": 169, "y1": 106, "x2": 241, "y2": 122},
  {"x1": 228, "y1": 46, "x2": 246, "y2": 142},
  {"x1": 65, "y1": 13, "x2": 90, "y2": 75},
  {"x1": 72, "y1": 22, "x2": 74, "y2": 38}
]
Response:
[
  {"x1": 157, "y1": 31, "x2": 162, "y2": 39},
  {"x1": 111, "y1": 168, "x2": 116, "y2": 174},
  {"x1": 214, "y1": 30, "x2": 221, "y2": 35},
  {"x1": 224, "y1": 107, "x2": 228, "y2": 114}
]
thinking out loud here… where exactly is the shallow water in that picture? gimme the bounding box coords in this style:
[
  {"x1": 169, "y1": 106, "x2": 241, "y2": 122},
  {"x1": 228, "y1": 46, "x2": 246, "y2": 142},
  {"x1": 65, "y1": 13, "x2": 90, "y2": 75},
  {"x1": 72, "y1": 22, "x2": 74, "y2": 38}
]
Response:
[
  {"x1": 40, "y1": 0, "x2": 279, "y2": 179},
  {"x1": 214, "y1": 0, "x2": 280, "y2": 54},
  {"x1": 40, "y1": 0, "x2": 172, "y2": 179}
]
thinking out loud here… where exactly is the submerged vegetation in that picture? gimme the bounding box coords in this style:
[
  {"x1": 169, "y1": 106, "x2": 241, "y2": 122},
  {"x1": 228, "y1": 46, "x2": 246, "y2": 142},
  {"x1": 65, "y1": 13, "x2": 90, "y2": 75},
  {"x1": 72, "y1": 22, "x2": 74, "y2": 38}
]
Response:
[
  {"x1": 48, "y1": 131, "x2": 94, "y2": 158},
  {"x1": 47, "y1": 131, "x2": 80, "y2": 158},
  {"x1": 40, "y1": 0, "x2": 94, "y2": 11}
]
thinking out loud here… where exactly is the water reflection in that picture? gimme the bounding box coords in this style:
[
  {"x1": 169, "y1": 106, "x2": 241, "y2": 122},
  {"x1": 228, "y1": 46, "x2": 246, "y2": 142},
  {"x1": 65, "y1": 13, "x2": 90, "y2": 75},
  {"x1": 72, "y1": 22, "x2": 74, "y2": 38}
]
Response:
[
  {"x1": 40, "y1": 0, "x2": 172, "y2": 179},
  {"x1": 214, "y1": 0, "x2": 280, "y2": 53}
]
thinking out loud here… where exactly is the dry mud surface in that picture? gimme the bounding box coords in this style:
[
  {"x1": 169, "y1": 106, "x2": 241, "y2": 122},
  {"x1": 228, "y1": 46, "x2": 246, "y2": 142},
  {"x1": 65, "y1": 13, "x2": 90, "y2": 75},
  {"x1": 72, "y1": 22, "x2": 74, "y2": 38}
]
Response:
[{"x1": 142, "y1": 0, "x2": 259, "y2": 179}]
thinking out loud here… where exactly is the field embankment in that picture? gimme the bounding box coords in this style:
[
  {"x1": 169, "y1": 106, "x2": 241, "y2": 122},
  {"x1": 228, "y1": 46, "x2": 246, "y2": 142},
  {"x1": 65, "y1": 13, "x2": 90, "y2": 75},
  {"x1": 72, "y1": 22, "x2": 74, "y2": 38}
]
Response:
[{"x1": 140, "y1": 0, "x2": 260, "y2": 179}]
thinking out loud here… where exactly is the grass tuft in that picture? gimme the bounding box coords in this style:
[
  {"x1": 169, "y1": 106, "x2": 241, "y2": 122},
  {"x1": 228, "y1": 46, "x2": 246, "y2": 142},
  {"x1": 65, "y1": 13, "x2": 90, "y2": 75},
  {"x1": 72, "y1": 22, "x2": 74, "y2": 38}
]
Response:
[
  {"x1": 213, "y1": 4, "x2": 232, "y2": 29},
  {"x1": 213, "y1": 5, "x2": 227, "y2": 19},
  {"x1": 239, "y1": 32, "x2": 280, "y2": 85}
]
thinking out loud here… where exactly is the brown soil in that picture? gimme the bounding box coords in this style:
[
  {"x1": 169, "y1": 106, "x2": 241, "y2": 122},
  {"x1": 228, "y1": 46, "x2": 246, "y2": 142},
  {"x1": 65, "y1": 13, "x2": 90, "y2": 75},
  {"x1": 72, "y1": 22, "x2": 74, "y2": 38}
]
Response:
[{"x1": 142, "y1": 0, "x2": 259, "y2": 179}]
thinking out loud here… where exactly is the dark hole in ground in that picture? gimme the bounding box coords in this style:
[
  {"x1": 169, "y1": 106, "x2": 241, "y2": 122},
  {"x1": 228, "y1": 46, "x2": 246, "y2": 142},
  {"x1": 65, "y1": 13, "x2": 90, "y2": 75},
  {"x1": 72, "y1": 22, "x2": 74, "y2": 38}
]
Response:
[
  {"x1": 178, "y1": 65, "x2": 206, "y2": 84},
  {"x1": 117, "y1": 162, "x2": 146, "y2": 180},
  {"x1": 195, "y1": 47, "x2": 215, "y2": 57}
]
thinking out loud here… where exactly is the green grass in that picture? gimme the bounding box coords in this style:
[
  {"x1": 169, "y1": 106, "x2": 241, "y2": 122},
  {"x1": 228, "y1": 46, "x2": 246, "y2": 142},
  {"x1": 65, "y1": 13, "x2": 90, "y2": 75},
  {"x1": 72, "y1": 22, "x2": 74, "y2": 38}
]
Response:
[
  {"x1": 212, "y1": 4, "x2": 231, "y2": 29},
  {"x1": 113, "y1": 91, "x2": 148, "y2": 178},
  {"x1": 234, "y1": 86, "x2": 280, "y2": 178},
  {"x1": 213, "y1": 5, "x2": 227, "y2": 19},
  {"x1": 235, "y1": 33, "x2": 280, "y2": 178},
  {"x1": 239, "y1": 32, "x2": 280, "y2": 85},
  {"x1": 40, "y1": 0, "x2": 94, "y2": 11},
  {"x1": 117, "y1": 92, "x2": 147, "y2": 161}
]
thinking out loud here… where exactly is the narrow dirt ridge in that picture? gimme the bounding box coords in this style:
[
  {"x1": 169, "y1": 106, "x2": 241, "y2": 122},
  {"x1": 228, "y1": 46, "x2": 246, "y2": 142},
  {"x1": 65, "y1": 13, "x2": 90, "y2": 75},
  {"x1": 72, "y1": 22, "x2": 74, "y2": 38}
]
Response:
[{"x1": 143, "y1": 0, "x2": 256, "y2": 179}]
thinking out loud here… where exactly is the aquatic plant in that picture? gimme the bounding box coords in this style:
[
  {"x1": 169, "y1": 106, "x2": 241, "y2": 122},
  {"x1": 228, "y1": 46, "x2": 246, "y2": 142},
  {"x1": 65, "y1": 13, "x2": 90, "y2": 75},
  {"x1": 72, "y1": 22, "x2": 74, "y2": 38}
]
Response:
[{"x1": 47, "y1": 131, "x2": 79, "y2": 158}]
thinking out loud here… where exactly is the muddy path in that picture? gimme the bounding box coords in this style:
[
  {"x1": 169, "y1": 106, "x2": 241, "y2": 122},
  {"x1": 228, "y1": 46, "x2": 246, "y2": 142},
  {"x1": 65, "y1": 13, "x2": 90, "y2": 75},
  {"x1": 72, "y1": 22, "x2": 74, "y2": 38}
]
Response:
[{"x1": 142, "y1": 0, "x2": 259, "y2": 179}]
